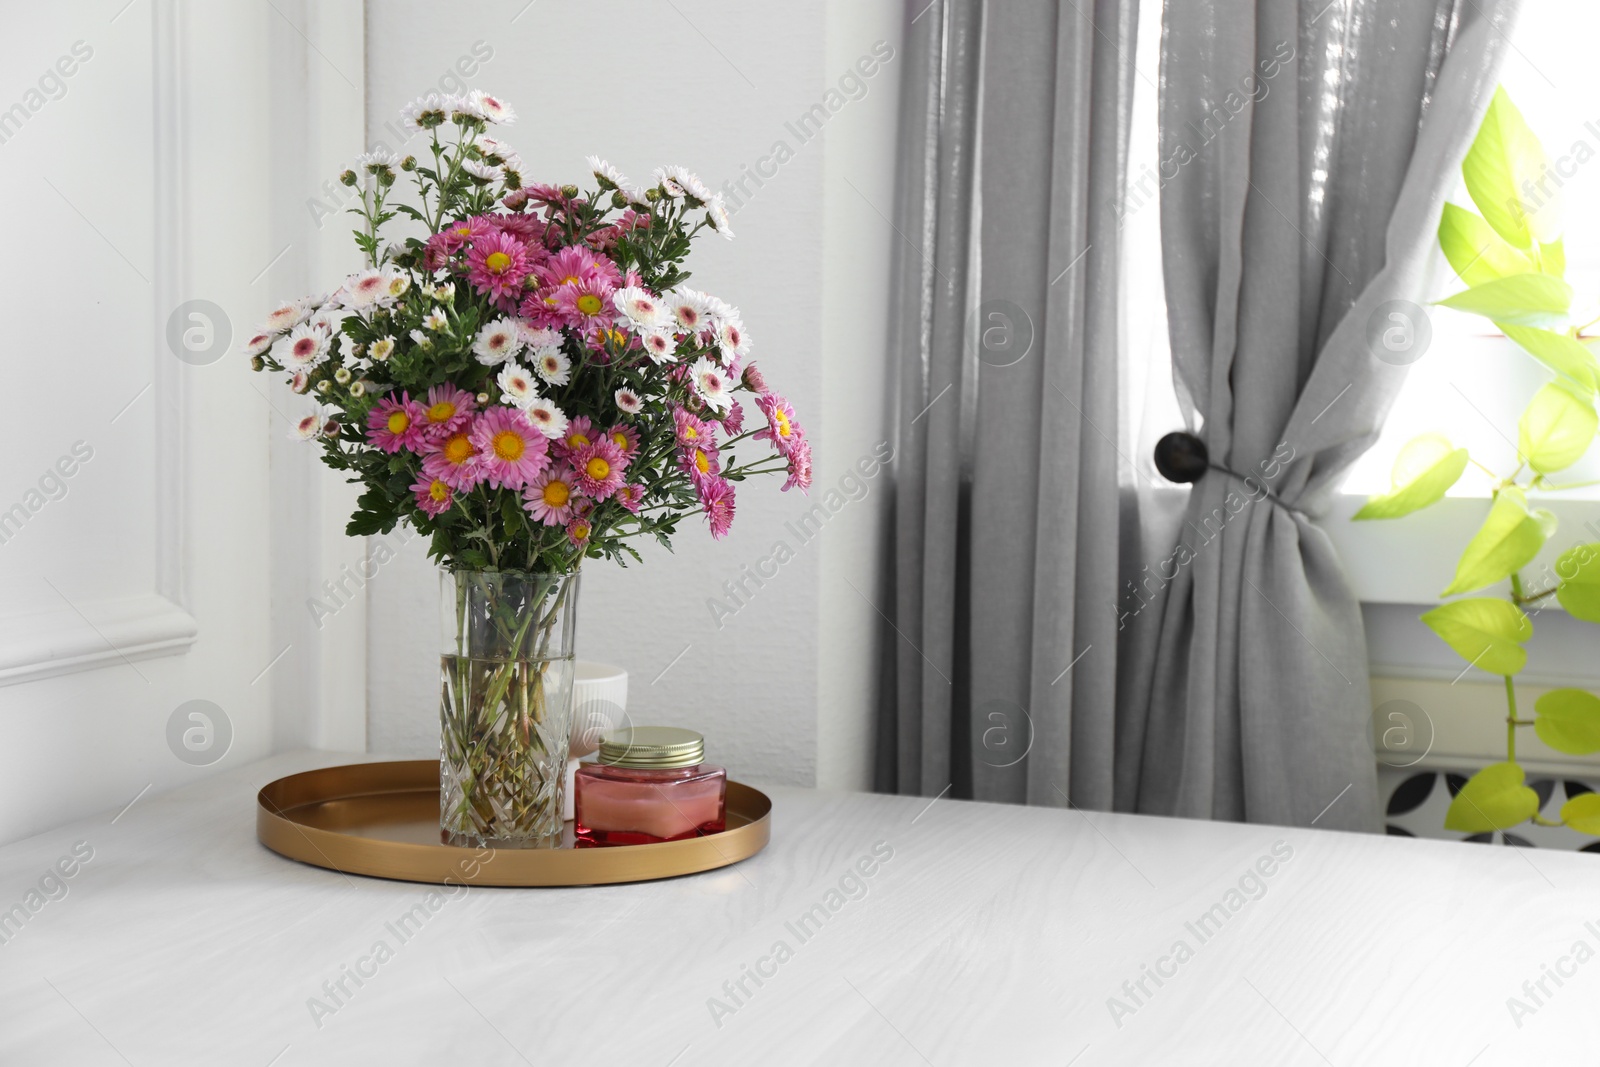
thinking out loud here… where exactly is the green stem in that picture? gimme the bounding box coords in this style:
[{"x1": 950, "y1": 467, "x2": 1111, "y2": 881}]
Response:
[{"x1": 1505, "y1": 674, "x2": 1519, "y2": 763}]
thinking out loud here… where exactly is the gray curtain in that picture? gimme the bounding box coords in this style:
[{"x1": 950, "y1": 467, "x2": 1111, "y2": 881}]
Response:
[
  {"x1": 1116, "y1": 0, "x2": 1521, "y2": 831},
  {"x1": 876, "y1": 0, "x2": 1137, "y2": 806}
]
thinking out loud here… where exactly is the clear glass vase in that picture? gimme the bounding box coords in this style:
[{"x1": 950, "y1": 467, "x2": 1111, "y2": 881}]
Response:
[{"x1": 439, "y1": 569, "x2": 579, "y2": 848}]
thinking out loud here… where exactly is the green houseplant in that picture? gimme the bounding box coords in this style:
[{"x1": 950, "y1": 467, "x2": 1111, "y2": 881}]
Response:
[{"x1": 1357, "y1": 88, "x2": 1600, "y2": 837}]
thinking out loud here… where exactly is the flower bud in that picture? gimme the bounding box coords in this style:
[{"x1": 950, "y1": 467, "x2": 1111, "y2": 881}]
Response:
[
  {"x1": 339, "y1": 169, "x2": 358, "y2": 187},
  {"x1": 249, "y1": 355, "x2": 265, "y2": 372},
  {"x1": 334, "y1": 366, "x2": 353, "y2": 384},
  {"x1": 611, "y1": 190, "x2": 628, "y2": 209},
  {"x1": 401, "y1": 155, "x2": 417, "y2": 171},
  {"x1": 476, "y1": 392, "x2": 489, "y2": 405},
  {"x1": 645, "y1": 188, "x2": 661, "y2": 203},
  {"x1": 561, "y1": 184, "x2": 579, "y2": 199},
  {"x1": 350, "y1": 381, "x2": 367, "y2": 398},
  {"x1": 316, "y1": 379, "x2": 333, "y2": 394},
  {"x1": 741, "y1": 362, "x2": 768, "y2": 394}
]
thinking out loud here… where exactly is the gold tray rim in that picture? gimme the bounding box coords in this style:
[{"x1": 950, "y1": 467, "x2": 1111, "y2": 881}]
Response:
[{"x1": 256, "y1": 759, "x2": 771, "y2": 887}]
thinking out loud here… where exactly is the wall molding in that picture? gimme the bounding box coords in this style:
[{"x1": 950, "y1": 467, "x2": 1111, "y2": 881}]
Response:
[{"x1": 0, "y1": 594, "x2": 197, "y2": 687}]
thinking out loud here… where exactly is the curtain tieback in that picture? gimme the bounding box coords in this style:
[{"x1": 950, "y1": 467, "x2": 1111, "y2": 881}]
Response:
[{"x1": 1152, "y1": 431, "x2": 1308, "y2": 519}]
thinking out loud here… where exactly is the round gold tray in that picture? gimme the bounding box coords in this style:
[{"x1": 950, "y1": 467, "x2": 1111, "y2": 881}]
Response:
[{"x1": 256, "y1": 760, "x2": 771, "y2": 886}]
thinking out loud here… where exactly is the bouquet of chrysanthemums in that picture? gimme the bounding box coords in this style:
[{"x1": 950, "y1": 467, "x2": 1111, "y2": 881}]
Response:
[{"x1": 244, "y1": 89, "x2": 810, "y2": 575}]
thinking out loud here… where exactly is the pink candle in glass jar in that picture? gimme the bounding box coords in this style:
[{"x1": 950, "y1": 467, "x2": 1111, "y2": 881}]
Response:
[{"x1": 574, "y1": 727, "x2": 726, "y2": 847}]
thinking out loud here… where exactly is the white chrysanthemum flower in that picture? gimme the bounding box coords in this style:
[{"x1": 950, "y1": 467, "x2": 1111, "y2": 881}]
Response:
[
  {"x1": 524, "y1": 396, "x2": 568, "y2": 438},
  {"x1": 356, "y1": 148, "x2": 400, "y2": 171},
  {"x1": 442, "y1": 93, "x2": 474, "y2": 119},
  {"x1": 534, "y1": 347, "x2": 571, "y2": 386},
  {"x1": 623, "y1": 185, "x2": 651, "y2": 208},
  {"x1": 706, "y1": 194, "x2": 734, "y2": 239},
  {"x1": 423, "y1": 308, "x2": 450, "y2": 331},
  {"x1": 479, "y1": 136, "x2": 522, "y2": 170},
  {"x1": 716, "y1": 318, "x2": 751, "y2": 362},
  {"x1": 615, "y1": 387, "x2": 643, "y2": 415},
  {"x1": 469, "y1": 90, "x2": 516, "y2": 124},
  {"x1": 463, "y1": 158, "x2": 504, "y2": 182},
  {"x1": 242, "y1": 331, "x2": 276, "y2": 358},
  {"x1": 640, "y1": 330, "x2": 677, "y2": 364},
  {"x1": 586, "y1": 155, "x2": 629, "y2": 190},
  {"x1": 518, "y1": 323, "x2": 562, "y2": 350},
  {"x1": 382, "y1": 270, "x2": 410, "y2": 301},
  {"x1": 652, "y1": 166, "x2": 686, "y2": 199},
  {"x1": 263, "y1": 298, "x2": 309, "y2": 333},
  {"x1": 290, "y1": 406, "x2": 330, "y2": 441},
  {"x1": 473, "y1": 318, "x2": 523, "y2": 365},
  {"x1": 401, "y1": 92, "x2": 446, "y2": 131},
  {"x1": 497, "y1": 362, "x2": 539, "y2": 408},
  {"x1": 369, "y1": 336, "x2": 396, "y2": 362},
  {"x1": 659, "y1": 164, "x2": 711, "y2": 202},
  {"x1": 342, "y1": 268, "x2": 388, "y2": 309},
  {"x1": 665, "y1": 287, "x2": 712, "y2": 334},
  {"x1": 613, "y1": 286, "x2": 665, "y2": 330},
  {"x1": 689, "y1": 356, "x2": 733, "y2": 413},
  {"x1": 432, "y1": 282, "x2": 456, "y2": 303},
  {"x1": 409, "y1": 328, "x2": 432, "y2": 349},
  {"x1": 276, "y1": 323, "x2": 329, "y2": 371}
]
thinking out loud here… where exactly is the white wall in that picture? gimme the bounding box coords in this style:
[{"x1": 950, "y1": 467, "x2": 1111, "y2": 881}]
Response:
[
  {"x1": 363, "y1": 0, "x2": 903, "y2": 789},
  {"x1": 0, "y1": 0, "x2": 366, "y2": 844}
]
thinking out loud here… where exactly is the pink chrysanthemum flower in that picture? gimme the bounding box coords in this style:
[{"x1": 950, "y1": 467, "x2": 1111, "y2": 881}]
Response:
[
  {"x1": 566, "y1": 515, "x2": 593, "y2": 548},
  {"x1": 700, "y1": 477, "x2": 736, "y2": 540},
  {"x1": 782, "y1": 438, "x2": 813, "y2": 494},
  {"x1": 366, "y1": 392, "x2": 428, "y2": 453},
  {"x1": 616, "y1": 483, "x2": 645, "y2": 514},
  {"x1": 466, "y1": 231, "x2": 531, "y2": 302},
  {"x1": 721, "y1": 400, "x2": 745, "y2": 435},
  {"x1": 556, "y1": 416, "x2": 598, "y2": 459},
  {"x1": 571, "y1": 439, "x2": 627, "y2": 501},
  {"x1": 411, "y1": 474, "x2": 454, "y2": 517},
  {"x1": 490, "y1": 213, "x2": 546, "y2": 246},
  {"x1": 554, "y1": 276, "x2": 616, "y2": 326},
  {"x1": 537, "y1": 246, "x2": 602, "y2": 289},
  {"x1": 673, "y1": 407, "x2": 715, "y2": 449},
  {"x1": 436, "y1": 216, "x2": 496, "y2": 254},
  {"x1": 679, "y1": 439, "x2": 721, "y2": 484},
  {"x1": 421, "y1": 430, "x2": 483, "y2": 490},
  {"x1": 605, "y1": 424, "x2": 641, "y2": 460},
  {"x1": 421, "y1": 384, "x2": 475, "y2": 439},
  {"x1": 741, "y1": 362, "x2": 769, "y2": 394},
  {"x1": 470, "y1": 407, "x2": 550, "y2": 489},
  {"x1": 522, "y1": 466, "x2": 581, "y2": 525},
  {"x1": 754, "y1": 392, "x2": 803, "y2": 457}
]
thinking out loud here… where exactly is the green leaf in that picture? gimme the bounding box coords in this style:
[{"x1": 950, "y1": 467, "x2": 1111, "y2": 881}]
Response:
[
  {"x1": 1436, "y1": 274, "x2": 1571, "y2": 328},
  {"x1": 1556, "y1": 542, "x2": 1600, "y2": 622},
  {"x1": 1540, "y1": 238, "x2": 1566, "y2": 277},
  {"x1": 1500, "y1": 325, "x2": 1600, "y2": 393},
  {"x1": 1518, "y1": 380, "x2": 1598, "y2": 474},
  {"x1": 1354, "y1": 434, "x2": 1469, "y2": 520},
  {"x1": 1438, "y1": 203, "x2": 1534, "y2": 286},
  {"x1": 1560, "y1": 792, "x2": 1600, "y2": 835},
  {"x1": 1534, "y1": 689, "x2": 1600, "y2": 755},
  {"x1": 1462, "y1": 87, "x2": 1550, "y2": 249},
  {"x1": 1445, "y1": 762, "x2": 1540, "y2": 832},
  {"x1": 1420, "y1": 597, "x2": 1531, "y2": 675},
  {"x1": 1442, "y1": 489, "x2": 1548, "y2": 596}
]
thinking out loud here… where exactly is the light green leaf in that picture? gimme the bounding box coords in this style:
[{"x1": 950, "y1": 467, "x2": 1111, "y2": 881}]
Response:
[
  {"x1": 1438, "y1": 203, "x2": 1535, "y2": 286},
  {"x1": 1555, "y1": 542, "x2": 1600, "y2": 622},
  {"x1": 1540, "y1": 238, "x2": 1566, "y2": 277},
  {"x1": 1445, "y1": 762, "x2": 1541, "y2": 832},
  {"x1": 1353, "y1": 433, "x2": 1469, "y2": 520},
  {"x1": 1560, "y1": 792, "x2": 1600, "y2": 835},
  {"x1": 1463, "y1": 87, "x2": 1551, "y2": 249},
  {"x1": 1518, "y1": 381, "x2": 1598, "y2": 474},
  {"x1": 1500, "y1": 326, "x2": 1599, "y2": 394},
  {"x1": 1420, "y1": 597, "x2": 1531, "y2": 675},
  {"x1": 1534, "y1": 689, "x2": 1600, "y2": 755},
  {"x1": 1436, "y1": 274, "x2": 1571, "y2": 327},
  {"x1": 1442, "y1": 489, "x2": 1549, "y2": 596}
]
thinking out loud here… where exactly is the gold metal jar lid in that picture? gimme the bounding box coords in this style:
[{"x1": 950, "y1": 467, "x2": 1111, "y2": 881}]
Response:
[{"x1": 597, "y1": 726, "x2": 705, "y2": 769}]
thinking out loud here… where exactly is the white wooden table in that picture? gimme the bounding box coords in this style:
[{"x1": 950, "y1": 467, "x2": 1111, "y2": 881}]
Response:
[{"x1": 3, "y1": 751, "x2": 1598, "y2": 1065}]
